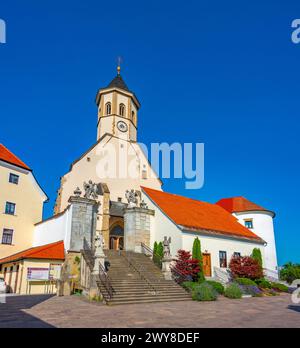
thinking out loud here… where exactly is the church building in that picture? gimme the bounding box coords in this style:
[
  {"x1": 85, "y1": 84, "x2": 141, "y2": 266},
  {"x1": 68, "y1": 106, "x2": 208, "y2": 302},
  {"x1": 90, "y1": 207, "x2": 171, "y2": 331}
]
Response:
[{"x1": 0, "y1": 66, "x2": 279, "y2": 296}]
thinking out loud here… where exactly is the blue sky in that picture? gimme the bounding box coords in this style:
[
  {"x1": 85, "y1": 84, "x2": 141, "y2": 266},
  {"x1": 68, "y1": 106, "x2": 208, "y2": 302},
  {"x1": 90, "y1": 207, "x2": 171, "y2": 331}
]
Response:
[{"x1": 1, "y1": 0, "x2": 300, "y2": 265}]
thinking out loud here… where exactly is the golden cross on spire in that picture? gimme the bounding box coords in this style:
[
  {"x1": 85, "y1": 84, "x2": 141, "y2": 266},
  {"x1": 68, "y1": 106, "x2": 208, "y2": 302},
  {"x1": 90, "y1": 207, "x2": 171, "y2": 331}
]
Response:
[{"x1": 117, "y1": 56, "x2": 122, "y2": 75}]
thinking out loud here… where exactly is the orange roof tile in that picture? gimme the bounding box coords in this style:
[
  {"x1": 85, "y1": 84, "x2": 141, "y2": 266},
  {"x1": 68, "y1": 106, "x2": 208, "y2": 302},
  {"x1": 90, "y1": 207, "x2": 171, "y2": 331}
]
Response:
[
  {"x1": 0, "y1": 144, "x2": 31, "y2": 170},
  {"x1": 216, "y1": 197, "x2": 269, "y2": 214},
  {"x1": 0, "y1": 241, "x2": 65, "y2": 264},
  {"x1": 142, "y1": 187, "x2": 263, "y2": 242}
]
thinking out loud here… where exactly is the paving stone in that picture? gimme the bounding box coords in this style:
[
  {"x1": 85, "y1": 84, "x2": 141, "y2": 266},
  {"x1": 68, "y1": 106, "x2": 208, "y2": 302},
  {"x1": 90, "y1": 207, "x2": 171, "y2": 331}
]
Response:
[{"x1": 0, "y1": 293, "x2": 299, "y2": 328}]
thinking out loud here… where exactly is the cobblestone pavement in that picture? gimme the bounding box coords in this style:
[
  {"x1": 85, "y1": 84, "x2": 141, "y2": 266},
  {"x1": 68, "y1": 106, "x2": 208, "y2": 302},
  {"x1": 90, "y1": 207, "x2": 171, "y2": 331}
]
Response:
[{"x1": 0, "y1": 294, "x2": 299, "y2": 328}]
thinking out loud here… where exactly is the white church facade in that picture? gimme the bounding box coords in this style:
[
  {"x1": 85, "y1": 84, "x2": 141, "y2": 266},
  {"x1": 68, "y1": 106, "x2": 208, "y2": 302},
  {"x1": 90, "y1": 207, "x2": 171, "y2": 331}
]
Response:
[{"x1": 0, "y1": 67, "x2": 279, "y2": 295}]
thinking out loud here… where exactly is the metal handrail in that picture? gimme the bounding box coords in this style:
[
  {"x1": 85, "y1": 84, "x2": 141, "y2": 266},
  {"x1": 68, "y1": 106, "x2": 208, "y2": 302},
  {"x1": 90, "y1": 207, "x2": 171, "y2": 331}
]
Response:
[
  {"x1": 122, "y1": 252, "x2": 158, "y2": 294},
  {"x1": 169, "y1": 265, "x2": 192, "y2": 284},
  {"x1": 141, "y1": 242, "x2": 163, "y2": 269},
  {"x1": 82, "y1": 237, "x2": 115, "y2": 301},
  {"x1": 97, "y1": 262, "x2": 115, "y2": 301}
]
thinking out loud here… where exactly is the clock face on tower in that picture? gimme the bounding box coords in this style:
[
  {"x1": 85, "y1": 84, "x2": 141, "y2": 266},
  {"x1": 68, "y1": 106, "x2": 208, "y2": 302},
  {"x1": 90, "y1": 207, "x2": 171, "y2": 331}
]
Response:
[{"x1": 117, "y1": 121, "x2": 128, "y2": 133}]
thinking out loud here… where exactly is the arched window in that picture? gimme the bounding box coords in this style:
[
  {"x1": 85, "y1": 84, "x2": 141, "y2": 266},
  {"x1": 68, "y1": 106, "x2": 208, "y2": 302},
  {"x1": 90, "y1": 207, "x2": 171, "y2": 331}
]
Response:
[
  {"x1": 119, "y1": 103, "x2": 125, "y2": 116},
  {"x1": 131, "y1": 110, "x2": 135, "y2": 121},
  {"x1": 105, "y1": 102, "x2": 111, "y2": 115}
]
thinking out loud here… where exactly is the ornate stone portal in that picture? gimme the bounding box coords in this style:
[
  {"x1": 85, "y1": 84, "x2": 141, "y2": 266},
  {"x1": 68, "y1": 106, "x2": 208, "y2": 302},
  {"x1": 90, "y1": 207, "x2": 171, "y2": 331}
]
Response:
[{"x1": 124, "y1": 189, "x2": 155, "y2": 252}]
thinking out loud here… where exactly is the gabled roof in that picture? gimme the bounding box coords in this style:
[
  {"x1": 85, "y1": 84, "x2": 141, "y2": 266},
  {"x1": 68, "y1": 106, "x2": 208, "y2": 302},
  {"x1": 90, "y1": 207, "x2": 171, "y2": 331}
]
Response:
[
  {"x1": 0, "y1": 144, "x2": 31, "y2": 170},
  {"x1": 216, "y1": 196, "x2": 271, "y2": 214},
  {"x1": 107, "y1": 74, "x2": 129, "y2": 91},
  {"x1": 142, "y1": 187, "x2": 263, "y2": 242},
  {"x1": 0, "y1": 241, "x2": 65, "y2": 265}
]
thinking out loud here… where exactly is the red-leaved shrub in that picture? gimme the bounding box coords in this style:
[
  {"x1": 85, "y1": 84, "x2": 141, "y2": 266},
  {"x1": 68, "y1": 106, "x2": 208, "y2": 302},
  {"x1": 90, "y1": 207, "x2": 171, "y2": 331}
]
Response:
[
  {"x1": 229, "y1": 256, "x2": 263, "y2": 280},
  {"x1": 173, "y1": 249, "x2": 200, "y2": 281}
]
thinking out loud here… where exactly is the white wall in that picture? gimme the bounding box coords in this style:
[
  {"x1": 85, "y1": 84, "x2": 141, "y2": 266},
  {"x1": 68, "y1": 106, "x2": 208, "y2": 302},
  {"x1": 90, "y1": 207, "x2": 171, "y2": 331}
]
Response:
[
  {"x1": 182, "y1": 231, "x2": 265, "y2": 273},
  {"x1": 33, "y1": 205, "x2": 72, "y2": 250},
  {"x1": 234, "y1": 211, "x2": 278, "y2": 274},
  {"x1": 142, "y1": 193, "x2": 183, "y2": 256},
  {"x1": 142, "y1": 190, "x2": 266, "y2": 276}
]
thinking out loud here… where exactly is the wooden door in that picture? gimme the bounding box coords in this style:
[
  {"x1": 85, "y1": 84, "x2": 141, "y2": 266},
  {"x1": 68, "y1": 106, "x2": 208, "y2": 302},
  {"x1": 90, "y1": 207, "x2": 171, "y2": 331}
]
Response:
[{"x1": 202, "y1": 253, "x2": 212, "y2": 277}]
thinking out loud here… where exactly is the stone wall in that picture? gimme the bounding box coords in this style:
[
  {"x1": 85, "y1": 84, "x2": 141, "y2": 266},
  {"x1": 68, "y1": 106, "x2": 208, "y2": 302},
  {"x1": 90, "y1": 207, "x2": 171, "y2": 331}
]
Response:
[{"x1": 124, "y1": 207, "x2": 155, "y2": 252}]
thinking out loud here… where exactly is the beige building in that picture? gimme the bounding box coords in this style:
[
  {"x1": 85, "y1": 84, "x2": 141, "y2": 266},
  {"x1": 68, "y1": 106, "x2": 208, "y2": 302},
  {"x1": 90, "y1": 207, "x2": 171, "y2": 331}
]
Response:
[
  {"x1": 0, "y1": 241, "x2": 64, "y2": 294},
  {"x1": 0, "y1": 144, "x2": 48, "y2": 258}
]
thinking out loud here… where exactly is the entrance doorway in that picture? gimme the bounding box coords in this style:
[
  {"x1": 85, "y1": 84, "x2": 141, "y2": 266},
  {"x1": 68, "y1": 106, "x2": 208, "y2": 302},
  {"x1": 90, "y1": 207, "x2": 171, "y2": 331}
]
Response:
[
  {"x1": 109, "y1": 225, "x2": 124, "y2": 250},
  {"x1": 202, "y1": 253, "x2": 212, "y2": 277}
]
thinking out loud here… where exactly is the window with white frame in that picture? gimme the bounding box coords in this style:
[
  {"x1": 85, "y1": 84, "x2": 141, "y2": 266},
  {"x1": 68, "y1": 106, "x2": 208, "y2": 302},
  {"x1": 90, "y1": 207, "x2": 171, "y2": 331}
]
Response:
[
  {"x1": 2, "y1": 229, "x2": 13, "y2": 245},
  {"x1": 9, "y1": 173, "x2": 19, "y2": 184}
]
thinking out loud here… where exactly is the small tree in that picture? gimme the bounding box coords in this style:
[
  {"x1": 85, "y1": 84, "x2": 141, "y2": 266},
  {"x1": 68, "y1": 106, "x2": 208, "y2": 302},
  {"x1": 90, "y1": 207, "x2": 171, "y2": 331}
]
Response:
[
  {"x1": 173, "y1": 249, "x2": 200, "y2": 282},
  {"x1": 192, "y1": 237, "x2": 205, "y2": 282},
  {"x1": 251, "y1": 248, "x2": 263, "y2": 269},
  {"x1": 229, "y1": 256, "x2": 263, "y2": 280},
  {"x1": 153, "y1": 241, "x2": 163, "y2": 268},
  {"x1": 280, "y1": 262, "x2": 300, "y2": 284}
]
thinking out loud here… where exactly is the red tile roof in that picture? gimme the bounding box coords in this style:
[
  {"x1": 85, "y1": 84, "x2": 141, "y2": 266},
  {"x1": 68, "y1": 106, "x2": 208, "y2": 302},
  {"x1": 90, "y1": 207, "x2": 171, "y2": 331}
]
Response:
[
  {"x1": 0, "y1": 241, "x2": 65, "y2": 264},
  {"x1": 216, "y1": 197, "x2": 268, "y2": 214},
  {"x1": 142, "y1": 187, "x2": 263, "y2": 242},
  {"x1": 0, "y1": 144, "x2": 31, "y2": 170}
]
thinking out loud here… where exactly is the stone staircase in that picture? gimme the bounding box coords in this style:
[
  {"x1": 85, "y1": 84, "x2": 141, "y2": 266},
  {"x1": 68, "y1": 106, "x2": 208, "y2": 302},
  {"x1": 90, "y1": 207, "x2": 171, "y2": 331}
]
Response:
[{"x1": 98, "y1": 250, "x2": 191, "y2": 305}]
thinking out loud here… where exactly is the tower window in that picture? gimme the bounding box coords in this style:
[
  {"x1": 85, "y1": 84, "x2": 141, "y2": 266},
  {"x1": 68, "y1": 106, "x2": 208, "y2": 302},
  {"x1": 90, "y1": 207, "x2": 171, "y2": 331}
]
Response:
[
  {"x1": 244, "y1": 219, "x2": 253, "y2": 229},
  {"x1": 119, "y1": 103, "x2": 125, "y2": 116},
  {"x1": 105, "y1": 102, "x2": 111, "y2": 115},
  {"x1": 131, "y1": 111, "x2": 135, "y2": 121}
]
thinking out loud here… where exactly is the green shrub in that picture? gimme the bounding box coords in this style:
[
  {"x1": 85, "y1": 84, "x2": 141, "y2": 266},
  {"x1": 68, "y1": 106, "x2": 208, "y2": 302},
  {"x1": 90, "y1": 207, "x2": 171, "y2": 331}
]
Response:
[
  {"x1": 235, "y1": 277, "x2": 256, "y2": 286},
  {"x1": 192, "y1": 237, "x2": 205, "y2": 282},
  {"x1": 224, "y1": 283, "x2": 243, "y2": 299},
  {"x1": 251, "y1": 248, "x2": 263, "y2": 269},
  {"x1": 255, "y1": 278, "x2": 272, "y2": 289},
  {"x1": 192, "y1": 283, "x2": 217, "y2": 301},
  {"x1": 206, "y1": 280, "x2": 225, "y2": 294},
  {"x1": 182, "y1": 281, "x2": 197, "y2": 292},
  {"x1": 280, "y1": 262, "x2": 300, "y2": 284},
  {"x1": 271, "y1": 282, "x2": 289, "y2": 292}
]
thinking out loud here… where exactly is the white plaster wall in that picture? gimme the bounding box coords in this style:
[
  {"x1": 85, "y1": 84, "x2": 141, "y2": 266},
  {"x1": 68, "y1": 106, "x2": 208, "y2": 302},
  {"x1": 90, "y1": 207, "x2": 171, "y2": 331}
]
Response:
[
  {"x1": 142, "y1": 193, "x2": 183, "y2": 255},
  {"x1": 233, "y1": 211, "x2": 278, "y2": 273},
  {"x1": 33, "y1": 205, "x2": 72, "y2": 250},
  {"x1": 59, "y1": 136, "x2": 162, "y2": 213},
  {"x1": 182, "y1": 232, "x2": 265, "y2": 272}
]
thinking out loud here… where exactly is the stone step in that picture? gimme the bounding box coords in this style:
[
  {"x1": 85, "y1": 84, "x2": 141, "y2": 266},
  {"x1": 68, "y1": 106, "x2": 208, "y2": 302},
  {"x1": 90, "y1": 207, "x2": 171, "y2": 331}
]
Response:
[{"x1": 108, "y1": 297, "x2": 191, "y2": 305}]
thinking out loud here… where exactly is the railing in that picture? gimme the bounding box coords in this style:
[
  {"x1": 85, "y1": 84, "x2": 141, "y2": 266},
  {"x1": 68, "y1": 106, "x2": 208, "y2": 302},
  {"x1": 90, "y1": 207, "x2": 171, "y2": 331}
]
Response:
[
  {"x1": 213, "y1": 267, "x2": 231, "y2": 284},
  {"x1": 141, "y1": 242, "x2": 163, "y2": 269},
  {"x1": 140, "y1": 243, "x2": 189, "y2": 285},
  {"x1": 97, "y1": 262, "x2": 115, "y2": 301},
  {"x1": 263, "y1": 268, "x2": 279, "y2": 281},
  {"x1": 122, "y1": 252, "x2": 158, "y2": 295},
  {"x1": 82, "y1": 237, "x2": 95, "y2": 270},
  {"x1": 169, "y1": 265, "x2": 192, "y2": 284},
  {"x1": 82, "y1": 237, "x2": 115, "y2": 302}
]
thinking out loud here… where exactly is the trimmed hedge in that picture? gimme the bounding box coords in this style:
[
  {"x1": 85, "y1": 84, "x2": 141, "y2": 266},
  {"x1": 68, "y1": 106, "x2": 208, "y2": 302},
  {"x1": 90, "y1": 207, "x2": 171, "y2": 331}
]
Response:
[
  {"x1": 224, "y1": 283, "x2": 243, "y2": 299},
  {"x1": 192, "y1": 283, "x2": 217, "y2": 301},
  {"x1": 206, "y1": 280, "x2": 225, "y2": 295},
  {"x1": 235, "y1": 277, "x2": 257, "y2": 286},
  {"x1": 255, "y1": 278, "x2": 272, "y2": 289},
  {"x1": 271, "y1": 282, "x2": 289, "y2": 292}
]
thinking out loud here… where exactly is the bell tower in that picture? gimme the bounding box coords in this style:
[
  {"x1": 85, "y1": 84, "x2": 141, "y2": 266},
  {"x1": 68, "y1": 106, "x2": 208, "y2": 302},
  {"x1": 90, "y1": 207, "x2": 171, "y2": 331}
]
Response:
[{"x1": 95, "y1": 65, "x2": 140, "y2": 142}]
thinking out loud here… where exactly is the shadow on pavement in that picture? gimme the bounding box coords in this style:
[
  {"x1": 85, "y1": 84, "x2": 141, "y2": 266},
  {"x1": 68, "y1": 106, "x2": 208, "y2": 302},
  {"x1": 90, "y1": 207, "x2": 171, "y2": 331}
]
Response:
[
  {"x1": 288, "y1": 305, "x2": 300, "y2": 313},
  {"x1": 0, "y1": 294, "x2": 55, "y2": 328}
]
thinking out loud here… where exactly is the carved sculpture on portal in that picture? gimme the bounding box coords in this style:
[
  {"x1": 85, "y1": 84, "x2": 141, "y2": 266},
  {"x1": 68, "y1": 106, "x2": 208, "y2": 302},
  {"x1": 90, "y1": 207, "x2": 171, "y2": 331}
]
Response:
[
  {"x1": 125, "y1": 189, "x2": 140, "y2": 208},
  {"x1": 163, "y1": 236, "x2": 172, "y2": 258},
  {"x1": 83, "y1": 180, "x2": 99, "y2": 200}
]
